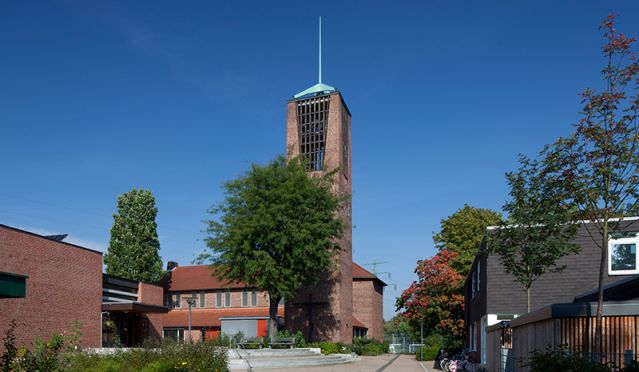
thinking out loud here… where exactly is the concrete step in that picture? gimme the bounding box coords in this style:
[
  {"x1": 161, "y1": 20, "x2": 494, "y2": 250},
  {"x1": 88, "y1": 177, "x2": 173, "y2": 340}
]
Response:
[
  {"x1": 228, "y1": 351, "x2": 359, "y2": 370},
  {"x1": 229, "y1": 348, "x2": 320, "y2": 359}
]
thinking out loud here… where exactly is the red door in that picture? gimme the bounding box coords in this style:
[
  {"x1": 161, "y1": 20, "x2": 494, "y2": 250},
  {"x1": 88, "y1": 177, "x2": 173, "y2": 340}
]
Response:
[
  {"x1": 257, "y1": 320, "x2": 267, "y2": 337},
  {"x1": 205, "y1": 328, "x2": 220, "y2": 340}
]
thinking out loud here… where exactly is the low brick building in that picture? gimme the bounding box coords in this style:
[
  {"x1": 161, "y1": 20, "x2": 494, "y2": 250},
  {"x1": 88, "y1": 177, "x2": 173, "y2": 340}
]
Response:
[
  {"x1": 352, "y1": 263, "x2": 386, "y2": 341},
  {"x1": 163, "y1": 263, "x2": 385, "y2": 342},
  {"x1": 0, "y1": 224, "x2": 103, "y2": 349},
  {"x1": 162, "y1": 264, "x2": 284, "y2": 342},
  {"x1": 0, "y1": 224, "x2": 167, "y2": 350}
]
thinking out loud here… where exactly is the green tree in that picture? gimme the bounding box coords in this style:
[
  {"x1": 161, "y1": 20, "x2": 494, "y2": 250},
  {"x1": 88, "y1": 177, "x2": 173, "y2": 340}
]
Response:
[
  {"x1": 433, "y1": 204, "x2": 502, "y2": 276},
  {"x1": 104, "y1": 188, "x2": 164, "y2": 282},
  {"x1": 489, "y1": 156, "x2": 580, "y2": 312},
  {"x1": 199, "y1": 156, "x2": 346, "y2": 340},
  {"x1": 542, "y1": 15, "x2": 639, "y2": 355}
]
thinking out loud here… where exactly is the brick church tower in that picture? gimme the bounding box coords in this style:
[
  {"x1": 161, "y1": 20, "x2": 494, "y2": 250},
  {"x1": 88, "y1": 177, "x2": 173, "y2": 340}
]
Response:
[{"x1": 284, "y1": 18, "x2": 353, "y2": 344}]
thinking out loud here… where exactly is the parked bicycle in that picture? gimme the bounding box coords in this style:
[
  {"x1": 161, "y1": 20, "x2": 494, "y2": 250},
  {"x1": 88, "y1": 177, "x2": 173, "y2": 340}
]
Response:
[{"x1": 438, "y1": 349, "x2": 476, "y2": 372}]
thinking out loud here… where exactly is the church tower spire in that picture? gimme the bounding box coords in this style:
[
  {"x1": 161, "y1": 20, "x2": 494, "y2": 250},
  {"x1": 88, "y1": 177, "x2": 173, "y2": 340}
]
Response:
[
  {"x1": 293, "y1": 17, "x2": 337, "y2": 99},
  {"x1": 285, "y1": 17, "x2": 353, "y2": 344}
]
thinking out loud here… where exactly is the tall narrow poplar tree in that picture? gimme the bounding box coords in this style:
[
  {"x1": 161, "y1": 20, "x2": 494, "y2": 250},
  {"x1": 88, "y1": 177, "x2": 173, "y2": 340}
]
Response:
[
  {"x1": 543, "y1": 15, "x2": 639, "y2": 355},
  {"x1": 104, "y1": 188, "x2": 164, "y2": 282}
]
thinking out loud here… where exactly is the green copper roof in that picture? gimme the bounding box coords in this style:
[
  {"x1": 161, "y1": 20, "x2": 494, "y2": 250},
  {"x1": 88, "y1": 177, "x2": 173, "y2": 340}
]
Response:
[{"x1": 293, "y1": 82, "x2": 336, "y2": 99}]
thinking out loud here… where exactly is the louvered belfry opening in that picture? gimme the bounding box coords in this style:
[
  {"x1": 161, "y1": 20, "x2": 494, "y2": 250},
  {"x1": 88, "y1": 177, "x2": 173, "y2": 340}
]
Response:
[{"x1": 296, "y1": 95, "x2": 330, "y2": 172}]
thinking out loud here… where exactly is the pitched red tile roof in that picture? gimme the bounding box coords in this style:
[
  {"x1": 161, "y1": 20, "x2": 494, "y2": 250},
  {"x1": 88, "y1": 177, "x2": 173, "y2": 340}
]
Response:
[
  {"x1": 352, "y1": 262, "x2": 387, "y2": 286},
  {"x1": 352, "y1": 315, "x2": 367, "y2": 329},
  {"x1": 352, "y1": 262, "x2": 376, "y2": 279},
  {"x1": 163, "y1": 306, "x2": 285, "y2": 328},
  {"x1": 165, "y1": 265, "x2": 249, "y2": 291},
  {"x1": 167, "y1": 262, "x2": 386, "y2": 291}
]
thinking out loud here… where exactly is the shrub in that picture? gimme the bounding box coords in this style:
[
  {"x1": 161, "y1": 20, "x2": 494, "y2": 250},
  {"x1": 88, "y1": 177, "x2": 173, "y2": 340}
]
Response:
[
  {"x1": 525, "y1": 349, "x2": 612, "y2": 372},
  {"x1": 622, "y1": 360, "x2": 639, "y2": 372},
  {"x1": 416, "y1": 334, "x2": 444, "y2": 361},
  {"x1": 275, "y1": 330, "x2": 305, "y2": 348},
  {"x1": 1, "y1": 320, "x2": 17, "y2": 372},
  {"x1": 415, "y1": 344, "x2": 439, "y2": 361},
  {"x1": 351, "y1": 338, "x2": 388, "y2": 356},
  {"x1": 306, "y1": 342, "x2": 349, "y2": 355}
]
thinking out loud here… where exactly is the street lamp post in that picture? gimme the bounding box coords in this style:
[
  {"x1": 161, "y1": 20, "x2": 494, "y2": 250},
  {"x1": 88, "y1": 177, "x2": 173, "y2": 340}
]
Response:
[
  {"x1": 186, "y1": 296, "x2": 198, "y2": 343},
  {"x1": 420, "y1": 319, "x2": 424, "y2": 361}
]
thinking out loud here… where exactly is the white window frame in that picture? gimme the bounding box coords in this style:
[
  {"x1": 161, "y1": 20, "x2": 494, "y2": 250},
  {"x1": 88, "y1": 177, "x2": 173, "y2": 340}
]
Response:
[{"x1": 608, "y1": 236, "x2": 639, "y2": 275}]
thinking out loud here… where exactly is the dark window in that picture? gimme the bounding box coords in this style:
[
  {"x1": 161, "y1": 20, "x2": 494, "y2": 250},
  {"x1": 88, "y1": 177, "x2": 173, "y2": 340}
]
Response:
[
  {"x1": 225, "y1": 290, "x2": 231, "y2": 307},
  {"x1": 200, "y1": 291, "x2": 206, "y2": 308},
  {"x1": 242, "y1": 289, "x2": 248, "y2": 307},
  {"x1": 610, "y1": 242, "x2": 637, "y2": 271},
  {"x1": 251, "y1": 291, "x2": 258, "y2": 307},
  {"x1": 296, "y1": 95, "x2": 330, "y2": 172},
  {"x1": 216, "y1": 291, "x2": 222, "y2": 307},
  {"x1": 163, "y1": 328, "x2": 184, "y2": 342}
]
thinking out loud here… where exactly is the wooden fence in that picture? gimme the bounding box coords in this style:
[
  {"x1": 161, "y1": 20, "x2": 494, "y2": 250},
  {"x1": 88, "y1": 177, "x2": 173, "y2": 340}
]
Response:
[{"x1": 485, "y1": 302, "x2": 639, "y2": 372}]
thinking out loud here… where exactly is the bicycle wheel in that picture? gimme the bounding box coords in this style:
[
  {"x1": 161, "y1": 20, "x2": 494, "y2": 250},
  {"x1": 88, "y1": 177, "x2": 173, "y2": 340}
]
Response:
[
  {"x1": 464, "y1": 361, "x2": 475, "y2": 372},
  {"x1": 443, "y1": 360, "x2": 452, "y2": 371},
  {"x1": 439, "y1": 359, "x2": 449, "y2": 370}
]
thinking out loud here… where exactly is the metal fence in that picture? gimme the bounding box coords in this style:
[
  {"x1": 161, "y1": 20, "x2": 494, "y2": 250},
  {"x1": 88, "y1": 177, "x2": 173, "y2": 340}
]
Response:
[{"x1": 385, "y1": 334, "x2": 423, "y2": 354}]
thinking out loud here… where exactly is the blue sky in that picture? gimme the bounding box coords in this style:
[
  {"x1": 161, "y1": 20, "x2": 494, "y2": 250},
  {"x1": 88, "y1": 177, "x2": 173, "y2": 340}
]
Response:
[{"x1": 2, "y1": 1, "x2": 639, "y2": 319}]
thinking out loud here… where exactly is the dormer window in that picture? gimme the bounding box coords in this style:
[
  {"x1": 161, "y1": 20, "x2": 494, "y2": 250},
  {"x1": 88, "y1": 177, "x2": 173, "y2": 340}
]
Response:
[{"x1": 609, "y1": 236, "x2": 639, "y2": 275}]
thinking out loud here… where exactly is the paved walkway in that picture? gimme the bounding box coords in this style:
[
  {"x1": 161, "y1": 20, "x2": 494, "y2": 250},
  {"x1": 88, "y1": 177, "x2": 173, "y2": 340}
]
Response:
[{"x1": 255, "y1": 354, "x2": 435, "y2": 372}]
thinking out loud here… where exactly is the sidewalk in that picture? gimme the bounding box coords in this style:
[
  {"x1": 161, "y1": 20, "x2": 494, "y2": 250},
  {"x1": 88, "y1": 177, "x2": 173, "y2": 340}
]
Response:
[{"x1": 255, "y1": 353, "x2": 435, "y2": 372}]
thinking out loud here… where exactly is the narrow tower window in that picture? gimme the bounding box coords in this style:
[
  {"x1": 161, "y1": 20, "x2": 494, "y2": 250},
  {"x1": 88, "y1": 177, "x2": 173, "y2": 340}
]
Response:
[{"x1": 296, "y1": 95, "x2": 330, "y2": 172}]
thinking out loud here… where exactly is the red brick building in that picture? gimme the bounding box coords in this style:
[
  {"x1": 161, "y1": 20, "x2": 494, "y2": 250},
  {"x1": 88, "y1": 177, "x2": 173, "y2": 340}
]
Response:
[
  {"x1": 284, "y1": 85, "x2": 355, "y2": 344},
  {"x1": 0, "y1": 224, "x2": 103, "y2": 349},
  {"x1": 162, "y1": 264, "x2": 284, "y2": 342},
  {"x1": 352, "y1": 263, "x2": 386, "y2": 341},
  {"x1": 161, "y1": 262, "x2": 384, "y2": 342},
  {"x1": 0, "y1": 224, "x2": 167, "y2": 350}
]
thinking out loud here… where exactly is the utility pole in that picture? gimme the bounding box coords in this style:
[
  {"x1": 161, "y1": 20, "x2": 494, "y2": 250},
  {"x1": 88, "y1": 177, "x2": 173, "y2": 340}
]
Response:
[{"x1": 186, "y1": 296, "x2": 198, "y2": 343}]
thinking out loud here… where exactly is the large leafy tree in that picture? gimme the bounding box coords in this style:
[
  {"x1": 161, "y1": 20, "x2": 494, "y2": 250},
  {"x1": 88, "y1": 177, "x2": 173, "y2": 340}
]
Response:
[
  {"x1": 396, "y1": 250, "x2": 465, "y2": 339},
  {"x1": 434, "y1": 204, "x2": 502, "y2": 276},
  {"x1": 199, "y1": 156, "x2": 346, "y2": 339},
  {"x1": 489, "y1": 156, "x2": 580, "y2": 312},
  {"x1": 543, "y1": 15, "x2": 639, "y2": 354},
  {"x1": 104, "y1": 188, "x2": 164, "y2": 282}
]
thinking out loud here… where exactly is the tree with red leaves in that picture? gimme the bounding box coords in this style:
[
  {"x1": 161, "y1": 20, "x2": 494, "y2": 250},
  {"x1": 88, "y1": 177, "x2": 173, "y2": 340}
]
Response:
[
  {"x1": 396, "y1": 249, "x2": 465, "y2": 339},
  {"x1": 543, "y1": 14, "x2": 639, "y2": 356}
]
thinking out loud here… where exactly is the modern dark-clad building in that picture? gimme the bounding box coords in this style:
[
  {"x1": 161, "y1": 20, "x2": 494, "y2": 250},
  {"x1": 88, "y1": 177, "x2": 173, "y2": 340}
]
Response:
[{"x1": 465, "y1": 218, "x2": 639, "y2": 366}]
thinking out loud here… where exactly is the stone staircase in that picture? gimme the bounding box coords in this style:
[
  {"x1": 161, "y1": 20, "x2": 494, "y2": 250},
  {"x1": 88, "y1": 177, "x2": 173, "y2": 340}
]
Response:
[{"x1": 228, "y1": 348, "x2": 359, "y2": 369}]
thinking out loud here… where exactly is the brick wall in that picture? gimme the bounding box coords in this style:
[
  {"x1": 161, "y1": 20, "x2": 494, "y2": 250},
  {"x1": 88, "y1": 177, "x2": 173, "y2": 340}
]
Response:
[
  {"x1": 284, "y1": 92, "x2": 354, "y2": 344},
  {"x1": 352, "y1": 279, "x2": 384, "y2": 341},
  {"x1": 138, "y1": 282, "x2": 165, "y2": 340},
  {"x1": 0, "y1": 226, "x2": 103, "y2": 350}
]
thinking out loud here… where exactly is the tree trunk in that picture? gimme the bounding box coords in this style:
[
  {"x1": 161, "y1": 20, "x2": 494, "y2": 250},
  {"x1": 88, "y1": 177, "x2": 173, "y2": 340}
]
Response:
[
  {"x1": 594, "y1": 223, "x2": 607, "y2": 361},
  {"x1": 269, "y1": 295, "x2": 281, "y2": 343},
  {"x1": 527, "y1": 287, "x2": 531, "y2": 314}
]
